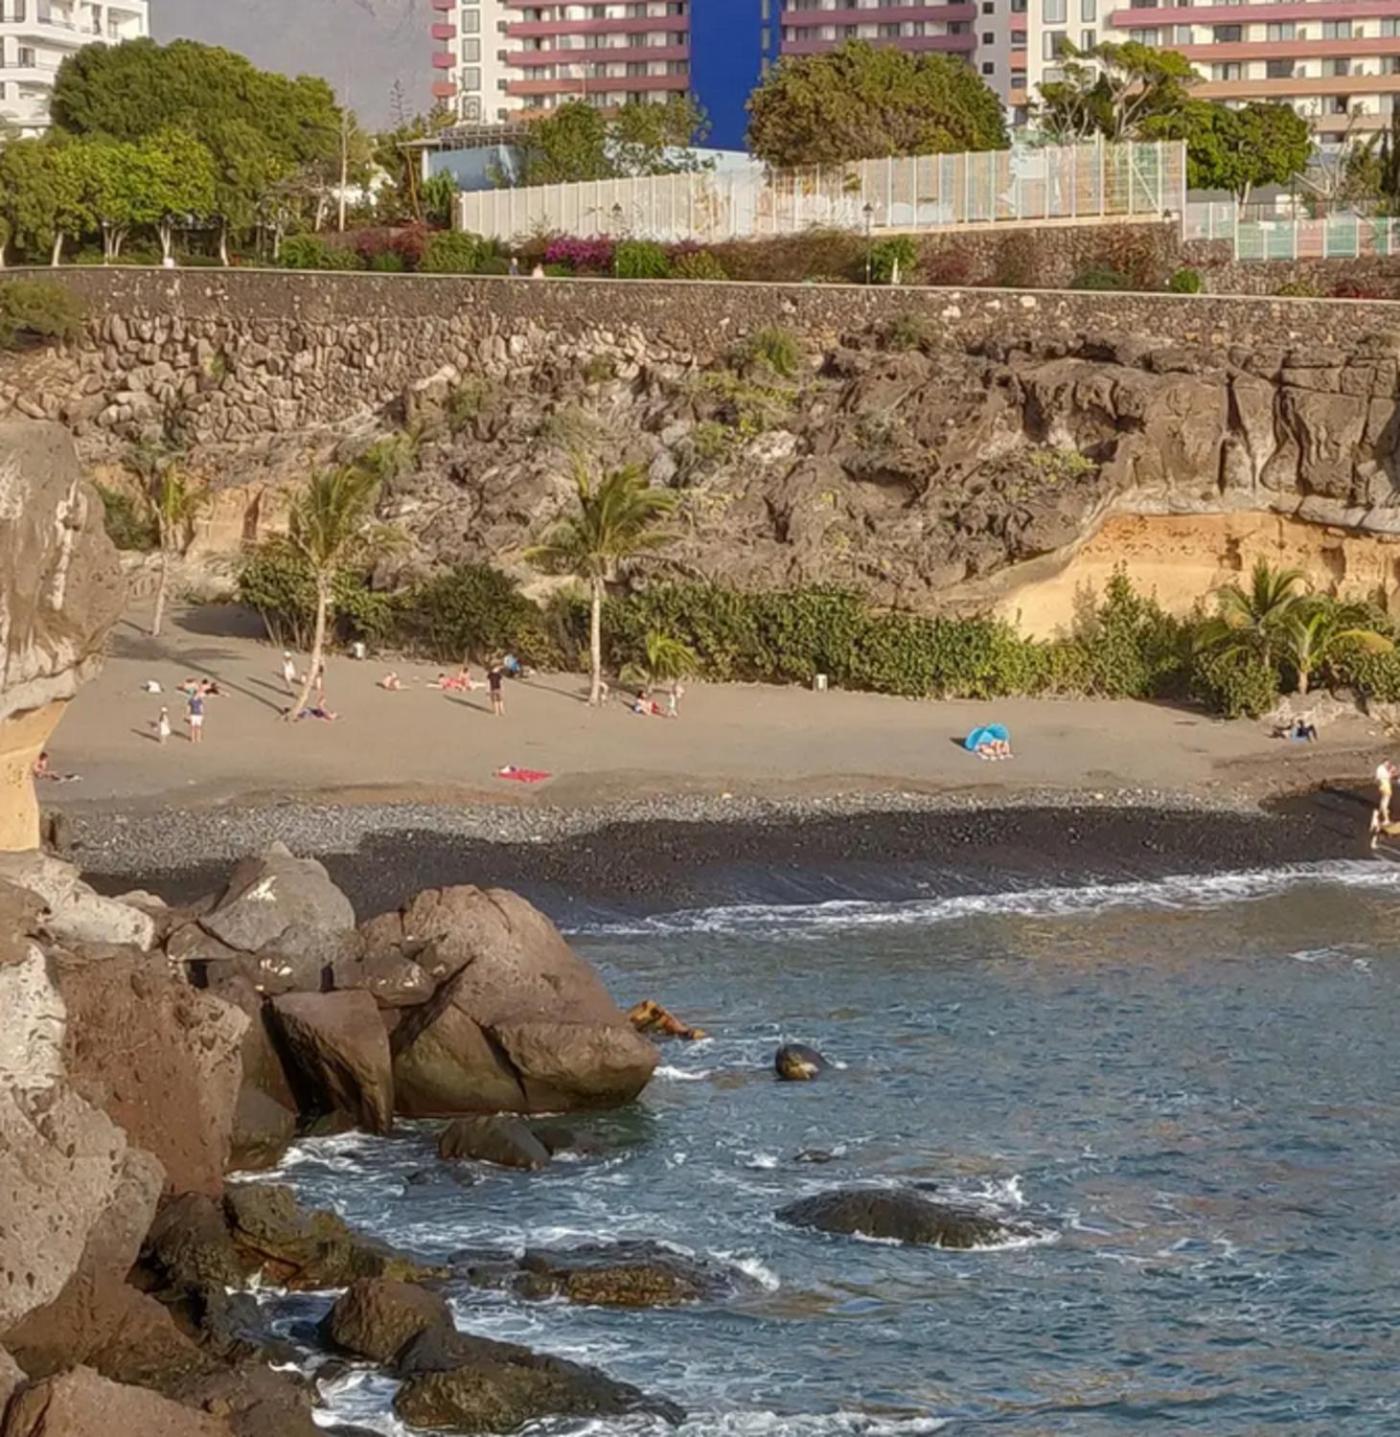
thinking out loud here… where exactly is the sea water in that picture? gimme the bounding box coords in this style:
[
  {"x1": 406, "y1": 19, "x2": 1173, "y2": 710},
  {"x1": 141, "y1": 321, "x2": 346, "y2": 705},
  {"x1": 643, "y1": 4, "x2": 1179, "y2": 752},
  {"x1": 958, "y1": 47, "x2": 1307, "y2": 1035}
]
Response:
[{"x1": 258, "y1": 860, "x2": 1400, "y2": 1434}]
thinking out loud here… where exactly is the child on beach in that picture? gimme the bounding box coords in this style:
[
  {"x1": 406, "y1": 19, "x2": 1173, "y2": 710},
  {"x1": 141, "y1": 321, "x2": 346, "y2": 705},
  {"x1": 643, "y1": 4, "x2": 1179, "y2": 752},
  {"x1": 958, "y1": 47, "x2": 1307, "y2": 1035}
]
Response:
[
  {"x1": 281, "y1": 652, "x2": 297, "y2": 690},
  {"x1": 667, "y1": 682, "x2": 685, "y2": 718},
  {"x1": 157, "y1": 707, "x2": 172, "y2": 745}
]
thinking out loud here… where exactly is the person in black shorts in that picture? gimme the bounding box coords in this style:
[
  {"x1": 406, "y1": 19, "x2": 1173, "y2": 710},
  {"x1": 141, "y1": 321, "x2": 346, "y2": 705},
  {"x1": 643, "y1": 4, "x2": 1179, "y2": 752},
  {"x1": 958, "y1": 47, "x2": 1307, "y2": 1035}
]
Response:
[{"x1": 487, "y1": 661, "x2": 505, "y2": 716}]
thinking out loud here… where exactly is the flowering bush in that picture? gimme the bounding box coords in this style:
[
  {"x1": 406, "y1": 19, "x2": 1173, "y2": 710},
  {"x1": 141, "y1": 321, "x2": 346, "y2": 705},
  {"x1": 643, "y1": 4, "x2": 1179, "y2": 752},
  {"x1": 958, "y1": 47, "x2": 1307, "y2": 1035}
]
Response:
[{"x1": 544, "y1": 236, "x2": 615, "y2": 272}]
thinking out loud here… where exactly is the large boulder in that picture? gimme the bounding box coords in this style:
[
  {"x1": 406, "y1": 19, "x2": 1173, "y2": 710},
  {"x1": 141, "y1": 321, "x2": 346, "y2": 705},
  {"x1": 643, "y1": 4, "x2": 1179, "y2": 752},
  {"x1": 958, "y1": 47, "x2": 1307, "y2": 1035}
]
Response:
[
  {"x1": 0, "y1": 852, "x2": 155, "y2": 951},
  {"x1": 1, "y1": 1365, "x2": 233, "y2": 1437},
  {"x1": 513, "y1": 1242, "x2": 730, "y2": 1308},
  {"x1": 437, "y1": 1116, "x2": 551, "y2": 1171},
  {"x1": 777, "y1": 1188, "x2": 1033, "y2": 1249},
  {"x1": 0, "y1": 1083, "x2": 150, "y2": 1337},
  {"x1": 199, "y1": 845, "x2": 355, "y2": 960},
  {"x1": 392, "y1": 1326, "x2": 684, "y2": 1433},
  {"x1": 0, "y1": 1347, "x2": 23, "y2": 1413},
  {"x1": 54, "y1": 949, "x2": 248, "y2": 1197},
  {"x1": 388, "y1": 885, "x2": 657, "y2": 1116},
  {"x1": 320, "y1": 1279, "x2": 452, "y2": 1364},
  {"x1": 269, "y1": 991, "x2": 393, "y2": 1135},
  {"x1": 0, "y1": 930, "x2": 65, "y2": 1089},
  {"x1": 0, "y1": 421, "x2": 124, "y2": 853}
]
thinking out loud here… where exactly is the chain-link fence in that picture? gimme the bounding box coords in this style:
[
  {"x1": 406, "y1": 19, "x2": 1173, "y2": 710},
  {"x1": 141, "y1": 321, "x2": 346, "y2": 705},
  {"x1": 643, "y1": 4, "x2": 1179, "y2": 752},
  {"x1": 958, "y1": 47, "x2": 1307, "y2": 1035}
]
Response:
[{"x1": 459, "y1": 140, "x2": 1187, "y2": 245}]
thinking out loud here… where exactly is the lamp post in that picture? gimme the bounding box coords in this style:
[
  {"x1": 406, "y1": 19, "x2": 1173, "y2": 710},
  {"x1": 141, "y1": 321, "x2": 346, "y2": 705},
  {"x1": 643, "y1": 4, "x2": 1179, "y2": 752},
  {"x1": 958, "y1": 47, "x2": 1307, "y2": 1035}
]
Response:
[{"x1": 863, "y1": 201, "x2": 875, "y2": 284}]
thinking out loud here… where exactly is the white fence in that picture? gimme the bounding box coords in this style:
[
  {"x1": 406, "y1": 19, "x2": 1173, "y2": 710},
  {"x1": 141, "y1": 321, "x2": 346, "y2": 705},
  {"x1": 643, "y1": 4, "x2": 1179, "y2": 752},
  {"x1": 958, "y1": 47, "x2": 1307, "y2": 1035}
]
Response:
[
  {"x1": 458, "y1": 141, "x2": 1187, "y2": 245},
  {"x1": 1185, "y1": 200, "x2": 1400, "y2": 261}
]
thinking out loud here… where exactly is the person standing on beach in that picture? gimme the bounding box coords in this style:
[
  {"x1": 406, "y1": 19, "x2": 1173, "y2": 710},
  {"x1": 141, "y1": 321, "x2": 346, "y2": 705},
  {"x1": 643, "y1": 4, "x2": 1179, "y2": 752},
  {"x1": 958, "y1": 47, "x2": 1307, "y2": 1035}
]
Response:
[
  {"x1": 187, "y1": 689, "x2": 205, "y2": 745},
  {"x1": 1378, "y1": 760, "x2": 1395, "y2": 825},
  {"x1": 281, "y1": 651, "x2": 297, "y2": 692},
  {"x1": 157, "y1": 706, "x2": 171, "y2": 745},
  {"x1": 488, "y1": 661, "x2": 505, "y2": 717},
  {"x1": 668, "y1": 682, "x2": 685, "y2": 719}
]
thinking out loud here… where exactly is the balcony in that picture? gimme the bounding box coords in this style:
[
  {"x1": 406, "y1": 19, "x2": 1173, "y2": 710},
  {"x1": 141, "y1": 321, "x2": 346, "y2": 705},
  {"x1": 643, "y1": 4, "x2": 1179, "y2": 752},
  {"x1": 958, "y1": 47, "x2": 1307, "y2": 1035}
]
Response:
[
  {"x1": 779, "y1": 3, "x2": 975, "y2": 23},
  {"x1": 1108, "y1": 1, "x2": 1400, "y2": 26},
  {"x1": 1194, "y1": 69, "x2": 1400, "y2": 95},
  {"x1": 1177, "y1": 35, "x2": 1400, "y2": 60},
  {"x1": 780, "y1": 30, "x2": 977, "y2": 52},
  {"x1": 431, "y1": 21, "x2": 456, "y2": 39},
  {"x1": 505, "y1": 72, "x2": 687, "y2": 95},
  {"x1": 504, "y1": 14, "x2": 687, "y2": 36},
  {"x1": 432, "y1": 49, "x2": 455, "y2": 68},
  {"x1": 432, "y1": 77, "x2": 459, "y2": 98},
  {"x1": 431, "y1": 0, "x2": 454, "y2": 10},
  {"x1": 507, "y1": 41, "x2": 687, "y2": 64}
]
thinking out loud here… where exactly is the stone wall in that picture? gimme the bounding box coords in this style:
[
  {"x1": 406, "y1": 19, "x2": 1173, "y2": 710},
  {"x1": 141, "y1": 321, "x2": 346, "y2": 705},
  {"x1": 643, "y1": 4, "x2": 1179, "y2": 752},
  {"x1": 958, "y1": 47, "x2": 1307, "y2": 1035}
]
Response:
[{"x1": 4, "y1": 267, "x2": 1400, "y2": 459}]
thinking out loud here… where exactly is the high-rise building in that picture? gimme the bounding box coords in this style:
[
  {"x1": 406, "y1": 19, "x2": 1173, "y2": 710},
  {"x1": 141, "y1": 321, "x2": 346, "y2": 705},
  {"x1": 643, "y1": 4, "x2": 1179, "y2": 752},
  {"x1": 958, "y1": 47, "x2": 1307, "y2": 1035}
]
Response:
[
  {"x1": 432, "y1": 0, "x2": 1400, "y2": 155},
  {"x1": 0, "y1": 0, "x2": 148, "y2": 134}
]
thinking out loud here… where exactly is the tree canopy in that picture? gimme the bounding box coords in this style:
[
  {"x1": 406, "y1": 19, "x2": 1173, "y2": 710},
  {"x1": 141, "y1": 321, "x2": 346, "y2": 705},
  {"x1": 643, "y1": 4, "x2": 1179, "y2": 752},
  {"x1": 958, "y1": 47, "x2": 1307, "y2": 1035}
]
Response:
[
  {"x1": 510, "y1": 97, "x2": 710, "y2": 187},
  {"x1": 1144, "y1": 100, "x2": 1312, "y2": 203},
  {"x1": 745, "y1": 41, "x2": 1007, "y2": 169}
]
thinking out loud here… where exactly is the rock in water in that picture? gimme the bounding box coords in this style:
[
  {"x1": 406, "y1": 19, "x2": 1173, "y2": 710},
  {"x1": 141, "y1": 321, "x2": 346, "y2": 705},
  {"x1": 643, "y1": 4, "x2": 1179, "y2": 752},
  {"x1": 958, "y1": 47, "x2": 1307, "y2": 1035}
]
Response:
[
  {"x1": 513, "y1": 1242, "x2": 729, "y2": 1308},
  {"x1": 777, "y1": 1189, "x2": 1031, "y2": 1249},
  {"x1": 270, "y1": 990, "x2": 394, "y2": 1135},
  {"x1": 392, "y1": 1326, "x2": 684, "y2": 1432},
  {"x1": 320, "y1": 1279, "x2": 452, "y2": 1364},
  {"x1": 774, "y1": 1043, "x2": 827, "y2": 1081},
  {"x1": 2, "y1": 1366, "x2": 233, "y2": 1436},
  {"x1": 387, "y1": 884, "x2": 658, "y2": 1116},
  {"x1": 0, "y1": 421, "x2": 123, "y2": 854},
  {"x1": 437, "y1": 1115, "x2": 552, "y2": 1171}
]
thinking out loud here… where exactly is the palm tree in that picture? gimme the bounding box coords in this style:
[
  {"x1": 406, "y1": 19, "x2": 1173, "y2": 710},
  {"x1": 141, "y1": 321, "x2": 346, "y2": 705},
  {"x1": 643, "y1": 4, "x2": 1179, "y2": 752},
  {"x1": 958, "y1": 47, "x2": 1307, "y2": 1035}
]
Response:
[
  {"x1": 130, "y1": 440, "x2": 206, "y2": 638},
  {"x1": 283, "y1": 466, "x2": 381, "y2": 721},
  {"x1": 1279, "y1": 600, "x2": 1393, "y2": 695},
  {"x1": 620, "y1": 630, "x2": 698, "y2": 692},
  {"x1": 526, "y1": 466, "x2": 676, "y2": 705},
  {"x1": 1198, "y1": 558, "x2": 1309, "y2": 664}
]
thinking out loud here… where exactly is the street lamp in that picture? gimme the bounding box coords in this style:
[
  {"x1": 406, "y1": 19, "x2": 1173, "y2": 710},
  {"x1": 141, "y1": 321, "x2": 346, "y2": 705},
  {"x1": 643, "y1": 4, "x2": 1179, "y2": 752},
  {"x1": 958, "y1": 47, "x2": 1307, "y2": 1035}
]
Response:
[{"x1": 863, "y1": 202, "x2": 875, "y2": 284}]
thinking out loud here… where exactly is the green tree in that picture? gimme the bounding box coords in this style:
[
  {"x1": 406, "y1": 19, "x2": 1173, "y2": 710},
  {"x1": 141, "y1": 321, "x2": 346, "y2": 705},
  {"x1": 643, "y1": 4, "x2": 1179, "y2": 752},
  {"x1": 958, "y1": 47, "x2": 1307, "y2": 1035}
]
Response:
[
  {"x1": 371, "y1": 104, "x2": 455, "y2": 223},
  {"x1": 283, "y1": 466, "x2": 383, "y2": 721},
  {"x1": 526, "y1": 466, "x2": 677, "y2": 706},
  {"x1": 1035, "y1": 41, "x2": 1196, "y2": 142},
  {"x1": 1198, "y1": 559, "x2": 1309, "y2": 666},
  {"x1": 1279, "y1": 601, "x2": 1393, "y2": 695},
  {"x1": 514, "y1": 102, "x2": 613, "y2": 185},
  {"x1": 620, "y1": 630, "x2": 698, "y2": 691},
  {"x1": 129, "y1": 439, "x2": 207, "y2": 637},
  {"x1": 0, "y1": 139, "x2": 83, "y2": 265},
  {"x1": 609, "y1": 95, "x2": 710, "y2": 175},
  {"x1": 422, "y1": 170, "x2": 459, "y2": 227},
  {"x1": 1146, "y1": 100, "x2": 1310, "y2": 204},
  {"x1": 746, "y1": 41, "x2": 1007, "y2": 168},
  {"x1": 69, "y1": 137, "x2": 153, "y2": 262},
  {"x1": 147, "y1": 127, "x2": 217, "y2": 260}
]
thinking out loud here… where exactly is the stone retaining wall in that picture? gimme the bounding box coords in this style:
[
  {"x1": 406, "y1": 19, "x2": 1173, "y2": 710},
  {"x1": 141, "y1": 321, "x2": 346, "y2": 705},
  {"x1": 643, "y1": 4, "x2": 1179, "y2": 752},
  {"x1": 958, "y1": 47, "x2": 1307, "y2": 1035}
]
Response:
[{"x1": 3, "y1": 267, "x2": 1400, "y2": 453}]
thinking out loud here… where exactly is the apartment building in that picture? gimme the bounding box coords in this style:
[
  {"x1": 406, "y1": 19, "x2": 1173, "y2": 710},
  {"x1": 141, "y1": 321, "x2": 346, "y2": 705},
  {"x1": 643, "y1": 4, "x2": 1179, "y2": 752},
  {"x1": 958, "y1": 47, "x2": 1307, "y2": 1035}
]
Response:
[
  {"x1": 0, "y1": 0, "x2": 147, "y2": 133},
  {"x1": 433, "y1": 0, "x2": 1400, "y2": 153}
]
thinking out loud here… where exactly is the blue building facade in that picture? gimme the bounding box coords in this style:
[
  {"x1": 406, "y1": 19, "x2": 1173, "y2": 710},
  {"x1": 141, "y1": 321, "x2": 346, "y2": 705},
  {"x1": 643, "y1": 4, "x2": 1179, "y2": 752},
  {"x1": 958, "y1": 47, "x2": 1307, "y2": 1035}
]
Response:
[{"x1": 689, "y1": 0, "x2": 782, "y2": 152}]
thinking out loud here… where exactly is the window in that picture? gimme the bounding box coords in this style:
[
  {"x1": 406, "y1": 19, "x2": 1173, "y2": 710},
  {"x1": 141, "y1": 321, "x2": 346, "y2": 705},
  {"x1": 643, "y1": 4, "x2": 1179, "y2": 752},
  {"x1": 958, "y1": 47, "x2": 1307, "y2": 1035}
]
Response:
[
  {"x1": 462, "y1": 66, "x2": 481, "y2": 89},
  {"x1": 1385, "y1": 17, "x2": 1400, "y2": 36},
  {"x1": 1332, "y1": 95, "x2": 1350, "y2": 114},
  {"x1": 1042, "y1": 29, "x2": 1066, "y2": 57},
  {"x1": 760, "y1": 0, "x2": 769, "y2": 15},
  {"x1": 16, "y1": 44, "x2": 34, "y2": 65},
  {"x1": 1080, "y1": 0, "x2": 1095, "y2": 18},
  {"x1": 1265, "y1": 59, "x2": 1294, "y2": 78},
  {"x1": 463, "y1": 37, "x2": 480, "y2": 59},
  {"x1": 880, "y1": 22, "x2": 900, "y2": 35},
  {"x1": 1211, "y1": 62, "x2": 1241, "y2": 79},
  {"x1": 1172, "y1": 24, "x2": 1191, "y2": 41},
  {"x1": 982, "y1": 61, "x2": 994, "y2": 73},
  {"x1": 1213, "y1": 24, "x2": 1241, "y2": 41},
  {"x1": 1081, "y1": 29, "x2": 1095, "y2": 48},
  {"x1": 761, "y1": 23, "x2": 771, "y2": 45},
  {"x1": 982, "y1": 30, "x2": 993, "y2": 42},
  {"x1": 462, "y1": 10, "x2": 479, "y2": 31},
  {"x1": 1011, "y1": 69, "x2": 1026, "y2": 86},
  {"x1": 1326, "y1": 57, "x2": 1351, "y2": 76},
  {"x1": 982, "y1": 1, "x2": 993, "y2": 10},
  {"x1": 1128, "y1": 28, "x2": 1158, "y2": 45},
  {"x1": 1010, "y1": 0, "x2": 1025, "y2": 12},
  {"x1": 1043, "y1": 0, "x2": 1065, "y2": 22},
  {"x1": 1265, "y1": 22, "x2": 1294, "y2": 41},
  {"x1": 1322, "y1": 19, "x2": 1352, "y2": 39}
]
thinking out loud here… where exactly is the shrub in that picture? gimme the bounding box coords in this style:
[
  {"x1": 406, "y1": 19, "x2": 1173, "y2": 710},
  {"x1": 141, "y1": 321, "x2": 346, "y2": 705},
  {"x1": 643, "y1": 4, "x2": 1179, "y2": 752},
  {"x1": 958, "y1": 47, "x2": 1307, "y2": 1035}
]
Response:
[
  {"x1": 922, "y1": 248, "x2": 975, "y2": 287},
  {"x1": 869, "y1": 235, "x2": 918, "y2": 285},
  {"x1": 1070, "y1": 263, "x2": 1132, "y2": 292},
  {"x1": 391, "y1": 224, "x2": 431, "y2": 271},
  {"x1": 614, "y1": 239, "x2": 670, "y2": 279},
  {"x1": 706, "y1": 229, "x2": 863, "y2": 284},
  {"x1": 396, "y1": 563, "x2": 556, "y2": 665},
  {"x1": 1076, "y1": 569, "x2": 1187, "y2": 699},
  {"x1": 1088, "y1": 227, "x2": 1163, "y2": 290},
  {"x1": 0, "y1": 280, "x2": 85, "y2": 348},
  {"x1": 733, "y1": 326, "x2": 803, "y2": 379},
  {"x1": 358, "y1": 430, "x2": 420, "y2": 484},
  {"x1": 368, "y1": 251, "x2": 407, "y2": 273},
  {"x1": 670, "y1": 248, "x2": 729, "y2": 281},
  {"x1": 279, "y1": 235, "x2": 361, "y2": 271},
  {"x1": 992, "y1": 232, "x2": 1044, "y2": 289},
  {"x1": 1188, "y1": 645, "x2": 1278, "y2": 719},
  {"x1": 93, "y1": 482, "x2": 157, "y2": 551},
  {"x1": 543, "y1": 263, "x2": 573, "y2": 277},
  {"x1": 882, "y1": 312, "x2": 933, "y2": 352},
  {"x1": 582, "y1": 353, "x2": 616, "y2": 384},
  {"x1": 1330, "y1": 282, "x2": 1392, "y2": 300},
  {"x1": 421, "y1": 231, "x2": 484, "y2": 274},
  {"x1": 445, "y1": 378, "x2": 499, "y2": 433},
  {"x1": 543, "y1": 235, "x2": 615, "y2": 273},
  {"x1": 1275, "y1": 278, "x2": 1320, "y2": 299},
  {"x1": 1168, "y1": 267, "x2": 1203, "y2": 294},
  {"x1": 236, "y1": 541, "x2": 392, "y2": 650}
]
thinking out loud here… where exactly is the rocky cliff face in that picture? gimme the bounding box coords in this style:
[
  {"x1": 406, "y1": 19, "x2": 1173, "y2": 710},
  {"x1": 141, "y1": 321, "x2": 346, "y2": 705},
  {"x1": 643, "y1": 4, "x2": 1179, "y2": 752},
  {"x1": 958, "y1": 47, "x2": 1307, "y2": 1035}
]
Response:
[{"x1": 0, "y1": 422, "x2": 123, "y2": 850}]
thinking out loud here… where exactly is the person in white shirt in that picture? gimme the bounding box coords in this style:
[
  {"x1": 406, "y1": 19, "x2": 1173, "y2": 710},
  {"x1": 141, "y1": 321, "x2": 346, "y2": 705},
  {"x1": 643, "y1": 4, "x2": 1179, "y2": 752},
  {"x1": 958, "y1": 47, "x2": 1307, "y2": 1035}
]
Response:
[{"x1": 1378, "y1": 761, "x2": 1395, "y2": 825}]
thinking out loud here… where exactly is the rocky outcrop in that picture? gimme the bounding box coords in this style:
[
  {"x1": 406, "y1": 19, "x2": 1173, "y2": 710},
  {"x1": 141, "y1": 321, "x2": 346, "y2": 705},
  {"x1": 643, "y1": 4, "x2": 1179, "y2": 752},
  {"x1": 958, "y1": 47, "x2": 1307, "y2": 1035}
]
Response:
[
  {"x1": 0, "y1": 854, "x2": 156, "y2": 950},
  {"x1": 437, "y1": 1115, "x2": 552, "y2": 1171},
  {"x1": 777, "y1": 1189, "x2": 1034, "y2": 1249},
  {"x1": 387, "y1": 884, "x2": 658, "y2": 1116},
  {"x1": 2, "y1": 1365, "x2": 234, "y2": 1437},
  {"x1": 320, "y1": 1279, "x2": 452, "y2": 1365},
  {"x1": 0, "y1": 421, "x2": 122, "y2": 851},
  {"x1": 269, "y1": 991, "x2": 393, "y2": 1135}
]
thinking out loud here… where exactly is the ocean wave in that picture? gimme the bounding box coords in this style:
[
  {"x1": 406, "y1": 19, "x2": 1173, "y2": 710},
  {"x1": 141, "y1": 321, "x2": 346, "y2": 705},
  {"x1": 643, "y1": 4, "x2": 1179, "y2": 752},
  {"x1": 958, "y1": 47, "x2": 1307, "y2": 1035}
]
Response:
[
  {"x1": 574, "y1": 860, "x2": 1400, "y2": 938},
  {"x1": 564, "y1": 1414, "x2": 950, "y2": 1436},
  {"x1": 656, "y1": 1065, "x2": 715, "y2": 1081}
]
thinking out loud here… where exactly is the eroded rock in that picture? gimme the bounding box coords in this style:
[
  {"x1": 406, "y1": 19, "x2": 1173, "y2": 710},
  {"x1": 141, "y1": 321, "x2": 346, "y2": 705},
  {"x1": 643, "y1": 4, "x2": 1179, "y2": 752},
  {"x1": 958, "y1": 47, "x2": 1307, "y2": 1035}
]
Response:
[{"x1": 777, "y1": 1188, "x2": 1032, "y2": 1249}]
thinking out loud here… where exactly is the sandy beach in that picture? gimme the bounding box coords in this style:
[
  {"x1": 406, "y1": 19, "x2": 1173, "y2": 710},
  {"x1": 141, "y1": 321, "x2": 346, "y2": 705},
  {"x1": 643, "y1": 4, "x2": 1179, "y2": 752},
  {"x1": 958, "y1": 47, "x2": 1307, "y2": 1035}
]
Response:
[{"x1": 46, "y1": 601, "x2": 1393, "y2": 817}]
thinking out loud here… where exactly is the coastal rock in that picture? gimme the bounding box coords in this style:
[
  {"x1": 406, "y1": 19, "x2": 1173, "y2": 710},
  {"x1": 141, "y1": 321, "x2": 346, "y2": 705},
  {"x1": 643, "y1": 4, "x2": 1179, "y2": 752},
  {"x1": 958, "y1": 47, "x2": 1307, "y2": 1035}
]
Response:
[
  {"x1": 222, "y1": 1185, "x2": 431, "y2": 1290},
  {"x1": 774, "y1": 1043, "x2": 827, "y2": 1081},
  {"x1": 0, "y1": 852, "x2": 155, "y2": 951},
  {"x1": 200, "y1": 845, "x2": 355, "y2": 957},
  {"x1": 270, "y1": 990, "x2": 394, "y2": 1134},
  {"x1": 229, "y1": 1086, "x2": 298, "y2": 1172},
  {"x1": 437, "y1": 1115, "x2": 551, "y2": 1171},
  {"x1": 0, "y1": 1365, "x2": 234, "y2": 1437},
  {"x1": 166, "y1": 1361, "x2": 322, "y2": 1437},
  {"x1": 328, "y1": 946, "x2": 435, "y2": 1008},
  {"x1": 390, "y1": 885, "x2": 657, "y2": 1116},
  {"x1": 53, "y1": 949, "x2": 248, "y2": 1197},
  {"x1": 320, "y1": 1279, "x2": 452, "y2": 1364},
  {"x1": 140, "y1": 1194, "x2": 249, "y2": 1295},
  {"x1": 0, "y1": 1347, "x2": 24, "y2": 1412},
  {"x1": 392, "y1": 1326, "x2": 685, "y2": 1432},
  {"x1": 777, "y1": 1189, "x2": 1030, "y2": 1249},
  {"x1": 0, "y1": 937, "x2": 66, "y2": 1089},
  {"x1": 513, "y1": 1242, "x2": 728, "y2": 1308},
  {"x1": 0, "y1": 420, "x2": 123, "y2": 853}
]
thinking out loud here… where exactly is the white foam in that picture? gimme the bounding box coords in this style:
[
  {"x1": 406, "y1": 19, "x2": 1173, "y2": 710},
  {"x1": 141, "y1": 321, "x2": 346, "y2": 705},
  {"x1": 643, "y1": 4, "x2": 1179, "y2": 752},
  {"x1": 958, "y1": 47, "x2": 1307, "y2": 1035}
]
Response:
[
  {"x1": 656, "y1": 1065, "x2": 714, "y2": 1081},
  {"x1": 565, "y1": 1414, "x2": 950, "y2": 1436},
  {"x1": 577, "y1": 860, "x2": 1400, "y2": 938},
  {"x1": 742, "y1": 1153, "x2": 781, "y2": 1170},
  {"x1": 714, "y1": 1251, "x2": 782, "y2": 1290}
]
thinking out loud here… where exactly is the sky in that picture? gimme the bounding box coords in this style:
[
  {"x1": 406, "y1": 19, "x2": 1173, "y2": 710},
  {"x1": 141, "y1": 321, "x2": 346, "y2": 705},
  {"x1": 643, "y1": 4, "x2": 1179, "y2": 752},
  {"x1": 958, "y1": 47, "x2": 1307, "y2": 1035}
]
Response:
[{"x1": 151, "y1": 0, "x2": 430, "y2": 129}]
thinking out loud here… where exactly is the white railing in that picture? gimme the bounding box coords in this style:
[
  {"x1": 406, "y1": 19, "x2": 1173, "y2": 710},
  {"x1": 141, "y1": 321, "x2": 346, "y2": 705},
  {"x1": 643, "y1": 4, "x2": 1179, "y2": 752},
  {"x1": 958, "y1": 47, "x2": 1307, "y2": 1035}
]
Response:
[
  {"x1": 459, "y1": 140, "x2": 1187, "y2": 245},
  {"x1": 1185, "y1": 200, "x2": 1400, "y2": 261}
]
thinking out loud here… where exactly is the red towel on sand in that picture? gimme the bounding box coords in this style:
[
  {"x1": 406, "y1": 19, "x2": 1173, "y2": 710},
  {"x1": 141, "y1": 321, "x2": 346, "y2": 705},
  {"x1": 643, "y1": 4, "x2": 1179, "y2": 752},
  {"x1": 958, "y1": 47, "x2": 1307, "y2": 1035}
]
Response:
[{"x1": 497, "y1": 766, "x2": 552, "y2": 783}]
